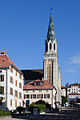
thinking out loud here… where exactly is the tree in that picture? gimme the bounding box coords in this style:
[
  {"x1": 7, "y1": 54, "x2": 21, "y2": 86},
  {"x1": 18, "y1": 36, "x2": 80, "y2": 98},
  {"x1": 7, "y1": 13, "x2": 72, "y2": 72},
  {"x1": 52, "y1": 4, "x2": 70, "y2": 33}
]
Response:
[
  {"x1": 69, "y1": 100, "x2": 76, "y2": 106},
  {"x1": 16, "y1": 106, "x2": 25, "y2": 114},
  {"x1": 61, "y1": 96, "x2": 68, "y2": 106}
]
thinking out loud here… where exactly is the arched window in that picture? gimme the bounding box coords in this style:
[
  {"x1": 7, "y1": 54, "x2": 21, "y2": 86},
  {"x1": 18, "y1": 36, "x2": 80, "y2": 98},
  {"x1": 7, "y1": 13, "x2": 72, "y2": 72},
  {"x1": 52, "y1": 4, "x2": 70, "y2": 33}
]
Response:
[
  {"x1": 49, "y1": 43, "x2": 52, "y2": 50},
  {"x1": 54, "y1": 43, "x2": 55, "y2": 50}
]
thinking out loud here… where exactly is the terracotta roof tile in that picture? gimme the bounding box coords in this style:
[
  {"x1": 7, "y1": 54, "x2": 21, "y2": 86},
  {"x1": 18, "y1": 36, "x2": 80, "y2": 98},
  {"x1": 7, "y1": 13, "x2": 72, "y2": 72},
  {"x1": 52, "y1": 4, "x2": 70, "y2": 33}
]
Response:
[
  {"x1": 68, "y1": 93, "x2": 80, "y2": 95},
  {"x1": 0, "y1": 55, "x2": 22, "y2": 74},
  {"x1": 61, "y1": 86, "x2": 65, "y2": 89},
  {"x1": 23, "y1": 79, "x2": 56, "y2": 90}
]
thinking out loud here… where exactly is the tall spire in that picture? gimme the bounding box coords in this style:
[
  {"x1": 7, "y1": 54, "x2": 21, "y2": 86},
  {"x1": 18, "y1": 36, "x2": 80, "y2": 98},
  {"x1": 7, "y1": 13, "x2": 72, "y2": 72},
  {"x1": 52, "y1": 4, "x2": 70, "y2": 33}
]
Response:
[{"x1": 47, "y1": 9, "x2": 56, "y2": 42}]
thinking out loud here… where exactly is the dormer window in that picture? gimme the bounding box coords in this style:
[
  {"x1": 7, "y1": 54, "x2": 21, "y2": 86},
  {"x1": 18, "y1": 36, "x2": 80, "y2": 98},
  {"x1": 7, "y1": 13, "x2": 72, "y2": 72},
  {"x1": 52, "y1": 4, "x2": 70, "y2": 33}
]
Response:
[{"x1": 34, "y1": 81, "x2": 41, "y2": 86}]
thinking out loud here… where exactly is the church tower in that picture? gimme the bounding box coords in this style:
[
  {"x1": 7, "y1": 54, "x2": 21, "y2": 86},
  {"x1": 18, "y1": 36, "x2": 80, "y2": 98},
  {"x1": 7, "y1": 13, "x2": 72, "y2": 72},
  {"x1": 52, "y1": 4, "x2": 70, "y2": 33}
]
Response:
[{"x1": 44, "y1": 10, "x2": 61, "y2": 106}]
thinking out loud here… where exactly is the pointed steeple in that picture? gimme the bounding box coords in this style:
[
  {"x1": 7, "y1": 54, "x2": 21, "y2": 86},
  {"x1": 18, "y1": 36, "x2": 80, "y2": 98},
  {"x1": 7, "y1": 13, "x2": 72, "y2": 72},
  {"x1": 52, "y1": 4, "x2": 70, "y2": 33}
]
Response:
[{"x1": 47, "y1": 9, "x2": 56, "y2": 42}]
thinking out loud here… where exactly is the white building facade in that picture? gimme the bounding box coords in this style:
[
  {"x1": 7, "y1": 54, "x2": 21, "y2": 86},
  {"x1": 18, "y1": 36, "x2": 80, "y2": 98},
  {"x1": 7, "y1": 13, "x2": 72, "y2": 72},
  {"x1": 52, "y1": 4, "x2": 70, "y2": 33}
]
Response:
[
  {"x1": 67, "y1": 84, "x2": 80, "y2": 102},
  {"x1": 0, "y1": 52, "x2": 24, "y2": 111},
  {"x1": 23, "y1": 79, "x2": 56, "y2": 108}
]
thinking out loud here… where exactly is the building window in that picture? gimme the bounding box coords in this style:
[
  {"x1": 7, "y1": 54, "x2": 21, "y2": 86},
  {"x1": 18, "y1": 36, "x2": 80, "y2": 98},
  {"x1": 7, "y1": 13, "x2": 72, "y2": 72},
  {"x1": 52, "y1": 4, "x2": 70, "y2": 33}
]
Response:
[
  {"x1": 10, "y1": 77, "x2": 13, "y2": 83},
  {"x1": 39, "y1": 90, "x2": 42, "y2": 92},
  {"x1": 44, "y1": 94, "x2": 50, "y2": 98},
  {"x1": 54, "y1": 43, "x2": 55, "y2": 50},
  {"x1": 10, "y1": 88, "x2": 13, "y2": 95},
  {"x1": 49, "y1": 43, "x2": 52, "y2": 50},
  {"x1": 0, "y1": 75, "x2": 4, "y2": 81},
  {"x1": 19, "y1": 74, "x2": 21, "y2": 79},
  {"x1": 26, "y1": 90, "x2": 28, "y2": 93},
  {"x1": 19, "y1": 92, "x2": 22, "y2": 99},
  {"x1": 46, "y1": 90, "x2": 48, "y2": 92},
  {"x1": 10, "y1": 99, "x2": 12, "y2": 106},
  {"x1": 0, "y1": 86, "x2": 4, "y2": 94},
  {"x1": 24, "y1": 94, "x2": 29, "y2": 99},
  {"x1": 15, "y1": 100, "x2": 17, "y2": 108},
  {"x1": 33, "y1": 90, "x2": 35, "y2": 92},
  {"x1": 15, "y1": 90, "x2": 18, "y2": 97},
  {"x1": 15, "y1": 80, "x2": 17, "y2": 86},
  {"x1": 10, "y1": 66, "x2": 13, "y2": 72},
  {"x1": 16, "y1": 71, "x2": 17, "y2": 76},
  {"x1": 31, "y1": 94, "x2": 36, "y2": 99},
  {"x1": 19, "y1": 82, "x2": 22, "y2": 89},
  {"x1": 37, "y1": 94, "x2": 43, "y2": 99}
]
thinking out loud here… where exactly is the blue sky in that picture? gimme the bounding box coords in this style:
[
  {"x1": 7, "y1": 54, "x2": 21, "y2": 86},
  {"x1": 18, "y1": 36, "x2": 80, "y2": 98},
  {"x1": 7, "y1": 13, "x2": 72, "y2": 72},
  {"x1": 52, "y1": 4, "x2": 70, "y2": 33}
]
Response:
[{"x1": 0, "y1": 0, "x2": 80, "y2": 86}]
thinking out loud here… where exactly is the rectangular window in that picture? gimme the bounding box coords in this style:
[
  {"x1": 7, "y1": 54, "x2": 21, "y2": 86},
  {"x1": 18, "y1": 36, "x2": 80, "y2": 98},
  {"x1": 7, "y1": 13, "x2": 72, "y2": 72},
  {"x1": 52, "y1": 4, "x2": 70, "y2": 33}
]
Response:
[
  {"x1": 15, "y1": 100, "x2": 17, "y2": 107},
  {"x1": 0, "y1": 75, "x2": 4, "y2": 81},
  {"x1": 10, "y1": 99, "x2": 12, "y2": 106},
  {"x1": 19, "y1": 82, "x2": 22, "y2": 89},
  {"x1": 39, "y1": 90, "x2": 42, "y2": 92},
  {"x1": 24, "y1": 94, "x2": 29, "y2": 99},
  {"x1": 16, "y1": 71, "x2": 17, "y2": 76},
  {"x1": 19, "y1": 92, "x2": 22, "y2": 99},
  {"x1": 10, "y1": 88, "x2": 13, "y2": 95},
  {"x1": 15, "y1": 80, "x2": 17, "y2": 86},
  {"x1": 15, "y1": 90, "x2": 18, "y2": 97},
  {"x1": 19, "y1": 74, "x2": 21, "y2": 79},
  {"x1": 44, "y1": 94, "x2": 50, "y2": 98},
  {"x1": 37, "y1": 94, "x2": 43, "y2": 99},
  {"x1": 0, "y1": 86, "x2": 4, "y2": 94},
  {"x1": 10, "y1": 77, "x2": 13, "y2": 83},
  {"x1": 10, "y1": 66, "x2": 13, "y2": 72},
  {"x1": 33, "y1": 94, "x2": 36, "y2": 99}
]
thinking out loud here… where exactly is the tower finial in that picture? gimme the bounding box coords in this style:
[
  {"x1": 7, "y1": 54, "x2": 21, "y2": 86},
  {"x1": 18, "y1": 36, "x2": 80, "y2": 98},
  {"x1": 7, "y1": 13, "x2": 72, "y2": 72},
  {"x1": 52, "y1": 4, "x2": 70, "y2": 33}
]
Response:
[{"x1": 51, "y1": 8, "x2": 52, "y2": 13}]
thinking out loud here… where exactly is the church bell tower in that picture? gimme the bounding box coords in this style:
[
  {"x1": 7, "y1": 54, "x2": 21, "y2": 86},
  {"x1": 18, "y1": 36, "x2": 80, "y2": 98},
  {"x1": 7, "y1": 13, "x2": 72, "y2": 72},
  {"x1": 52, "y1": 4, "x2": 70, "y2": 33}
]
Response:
[{"x1": 44, "y1": 10, "x2": 58, "y2": 88}]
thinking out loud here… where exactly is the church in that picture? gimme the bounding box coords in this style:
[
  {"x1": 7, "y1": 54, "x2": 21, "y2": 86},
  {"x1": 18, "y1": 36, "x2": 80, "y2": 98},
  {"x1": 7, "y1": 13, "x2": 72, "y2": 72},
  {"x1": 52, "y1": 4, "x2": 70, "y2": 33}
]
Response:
[{"x1": 22, "y1": 10, "x2": 61, "y2": 108}]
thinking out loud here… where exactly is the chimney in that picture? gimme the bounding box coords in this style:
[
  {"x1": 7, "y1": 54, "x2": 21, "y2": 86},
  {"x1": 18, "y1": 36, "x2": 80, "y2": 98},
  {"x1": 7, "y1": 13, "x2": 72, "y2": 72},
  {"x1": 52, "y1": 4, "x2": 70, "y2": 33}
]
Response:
[{"x1": 0, "y1": 52, "x2": 5, "y2": 55}]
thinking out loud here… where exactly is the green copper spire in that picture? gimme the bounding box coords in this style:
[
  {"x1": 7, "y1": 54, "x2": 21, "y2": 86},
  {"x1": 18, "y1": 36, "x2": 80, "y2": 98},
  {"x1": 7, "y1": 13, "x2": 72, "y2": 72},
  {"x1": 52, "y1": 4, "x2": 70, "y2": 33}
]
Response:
[{"x1": 47, "y1": 10, "x2": 56, "y2": 42}]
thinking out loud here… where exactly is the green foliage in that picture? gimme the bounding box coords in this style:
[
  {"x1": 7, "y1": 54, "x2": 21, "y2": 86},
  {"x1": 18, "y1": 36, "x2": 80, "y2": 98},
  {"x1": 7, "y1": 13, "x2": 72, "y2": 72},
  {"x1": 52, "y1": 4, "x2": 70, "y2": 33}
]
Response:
[
  {"x1": 65, "y1": 82, "x2": 69, "y2": 88},
  {"x1": 37, "y1": 104, "x2": 46, "y2": 112},
  {"x1": 28, "y1": 104, "x2": 39, "y2": 113},
  {"x1": 61, "y1": 96, "x2": 68, "y2": 106},
  {"x1": 28, "y1": 103, "x2": 46, "y2": 113},
  {"x1": 69, "y1": 100, "x2": 76, "y2": 106},
  {"x1": 35, "y1": 100, "x2": 46, "y2": 105},
  {"x1": 0, "y1": 110, "x2": 11, "y2": 116},
  {"x1": 45, "y1": 103, "x2": 51, "y2": 109},
  {"x1": 35, "y1": 100, "x2": 51, "y2": 110},
  {"x1": 16, "y1": 106, "x2": 25, "y2": 114}
]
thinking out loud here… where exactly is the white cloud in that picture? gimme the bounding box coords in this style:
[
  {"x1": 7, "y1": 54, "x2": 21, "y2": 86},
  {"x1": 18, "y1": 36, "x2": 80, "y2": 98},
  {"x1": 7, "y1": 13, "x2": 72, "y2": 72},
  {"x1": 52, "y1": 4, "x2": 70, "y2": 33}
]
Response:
[
  {"x1": 68, "y1": 56, "x2": 80, "y2": 65},
  {"x1": 64, "y1": 69, "x2": 76, "y2": 73},
  {"x1": 64, "y1": 55, "x2": 80, "y2": 73}
]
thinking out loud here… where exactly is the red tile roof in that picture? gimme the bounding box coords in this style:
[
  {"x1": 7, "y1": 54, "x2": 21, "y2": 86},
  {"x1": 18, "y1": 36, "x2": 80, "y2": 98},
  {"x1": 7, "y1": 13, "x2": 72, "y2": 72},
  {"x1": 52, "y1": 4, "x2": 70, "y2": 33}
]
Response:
[
  {"x1": 61, "y1": 86, "x2": 65, "y2": 89},
  {"x1": 23, "y1": 79, "x2": 56, "y2": 90},
  {"x1": 0, "y1": 54, "x2": 22, "y2": 74},
  {"x1": 68, "y1": 93, "x2": 80, "y2": 95},
  {"x1": 68, "y1": 84, "x2": 80, "y2": 88}
]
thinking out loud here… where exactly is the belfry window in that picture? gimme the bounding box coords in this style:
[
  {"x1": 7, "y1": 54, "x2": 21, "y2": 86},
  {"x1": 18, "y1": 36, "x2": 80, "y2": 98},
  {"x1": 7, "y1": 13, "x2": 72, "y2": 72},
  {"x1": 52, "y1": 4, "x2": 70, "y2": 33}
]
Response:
[
  {"x1": 50, "y1": 43, "x2": 52, "y2": 50},
  {"x1": 54, "y1": 43, "x2": 55, "y2": 50}
]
